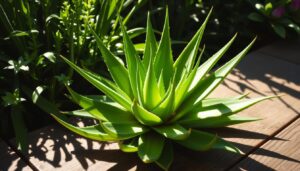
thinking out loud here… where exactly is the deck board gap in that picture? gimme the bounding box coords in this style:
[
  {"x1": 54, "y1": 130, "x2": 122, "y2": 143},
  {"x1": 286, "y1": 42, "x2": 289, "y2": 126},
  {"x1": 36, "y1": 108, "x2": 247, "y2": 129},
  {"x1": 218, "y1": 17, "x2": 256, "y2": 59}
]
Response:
[{"x1": 225, "y1": 115, "x2": 300, "y2": 171}]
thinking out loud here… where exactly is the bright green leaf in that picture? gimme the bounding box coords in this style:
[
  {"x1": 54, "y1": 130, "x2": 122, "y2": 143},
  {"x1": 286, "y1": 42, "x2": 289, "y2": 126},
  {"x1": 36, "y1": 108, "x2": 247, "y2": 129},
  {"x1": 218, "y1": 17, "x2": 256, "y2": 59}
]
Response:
[
  {"x1": 52, "y1": 114, "x2": 118, "y2": 141},
  {"x1": 173, "y1": 8, "x2": 211, "y2": 84},
  {"x1": 179, "y1": 115, "x2": 259, "y2": 128},
  {"x1": 142, "y1": 12, "x2": 158, "y2": 68},
  {"x1": 61, "y1": 56, "x2": 132, "y2": 110},
  {"x1": 91, "y1": 28, "x2": 133, "y2": 98},
  {"x1": 67, "y1": 87, "x2": 135, "y2": 123},
  {"x1": 101, "y1": 122, "x2": 148, "y2": 140},
  {"x1": 131, "y1": 100, "x2": 163, "y2": 126},
  {"x1": 118, "y1": 138, "x2": 138, "y2": 152},
  {"x1": 153, "y1": 124, "x2": 191, "y2": 140},
  {"x1": 179, "y1": 96, "x2": 275, "y2": 122},
  {"x1": 153, "y1": 8, "x2": 173, "y2": 88}
]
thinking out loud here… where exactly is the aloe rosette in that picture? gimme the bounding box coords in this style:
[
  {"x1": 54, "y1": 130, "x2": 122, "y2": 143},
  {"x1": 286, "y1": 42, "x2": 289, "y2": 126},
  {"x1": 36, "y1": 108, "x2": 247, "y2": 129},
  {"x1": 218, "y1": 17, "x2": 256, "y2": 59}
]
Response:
[{"x1": 56, "y1": 9, "x2": 273, "y2": 170}]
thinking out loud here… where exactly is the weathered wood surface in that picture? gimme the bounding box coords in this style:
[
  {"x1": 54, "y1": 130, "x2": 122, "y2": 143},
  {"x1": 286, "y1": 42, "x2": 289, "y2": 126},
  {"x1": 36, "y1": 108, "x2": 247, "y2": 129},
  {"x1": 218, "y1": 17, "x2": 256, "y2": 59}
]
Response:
[
  {"x1": 231, "y1": 119, "x2": 300, "y2": 171},
  {"x1": 16, "y1": 123, "x2": 160, "y2": 171},
  {"x1": 0, "y1": 140, "x2": 31, "y2": 171},
  {"x1": 3, "y1": 41, "x2": 300, "y2": 171},
  {"x1": 170, "y1": 51, "x2": 300, "y2": 170}
]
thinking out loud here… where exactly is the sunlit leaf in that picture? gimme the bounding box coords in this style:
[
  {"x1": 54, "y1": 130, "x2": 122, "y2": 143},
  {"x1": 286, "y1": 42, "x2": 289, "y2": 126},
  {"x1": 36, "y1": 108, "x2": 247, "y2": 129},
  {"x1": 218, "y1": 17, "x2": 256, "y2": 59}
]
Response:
[
  {"x1": 131, "y1": 100, "x2": 163, "y2": 126},
  {"x1": 67, "y1": 87, "x2": 135, "y2": 123},
  {"x1": 153, "y1": 124, "x2": 191, "y2": 140},
  {"x1": 153, "y1": 8, "x2": 173, "y2": 88},
  {"x1": 91, "y1": 28, "x2": 133, "y2": 98},
  {"x1": 101, "y1": 122, "x2": 148, "y2": 140}
]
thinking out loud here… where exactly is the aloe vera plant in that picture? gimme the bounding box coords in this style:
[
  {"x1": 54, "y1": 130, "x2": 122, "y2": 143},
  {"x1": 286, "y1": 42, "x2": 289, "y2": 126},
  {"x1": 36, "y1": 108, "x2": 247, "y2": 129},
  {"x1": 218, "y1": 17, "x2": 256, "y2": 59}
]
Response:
[{"x1": 56, "y1": 9, "x2": 274, "y2": 170}]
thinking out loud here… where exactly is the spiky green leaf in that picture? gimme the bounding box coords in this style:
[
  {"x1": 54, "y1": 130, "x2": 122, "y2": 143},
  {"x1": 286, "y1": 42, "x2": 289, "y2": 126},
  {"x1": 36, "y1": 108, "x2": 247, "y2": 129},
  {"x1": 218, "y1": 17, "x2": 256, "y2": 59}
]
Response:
[
  {"x1": 120, "y1": 20, "x2": 145, "y2": 99},
  {"x1": 52, "y1": 114, "x2": 118, "y2": 141},
  {"x1": 179, "y1": 96, "x2": 274, "y2": 122},
  {"x1": 153, "y1": 124, "x2": 191, "y2": 140},
  {"x1": 175, "y1": 38, "x2": 256, "y2": 120},
  {"x1": 61, "y1": 109, "x2": 95, "y2": 119},
  {"x1": 131, "y1": 100, "x2": 163, "y2": 126},
  {"x1": 176, "y1": 130, "x2": 217, "y2": 151},
  {"x1": 173, "y1": 9, "x2": 211, "y2": 84},
  {"x1": 151, "y1": 83, "x2": 175, "y2": 120},
  {"x1": 201, "y1": 93, "x2": 249, "y2": 107},
  {"x1": 91, "y1": 28, "x2": 133, "y2": 98},
  {"x1": 143, "y1": 57, "x2": 162, "y2": 109},
  {"x1": 143, "y1": 12, "x2": 157, "y2": 68},
  {"x1": 138, "y1": 133, "x2": 165, "y2": 163},
  {"x1": 153, "y1": 8, "x2": 173, "y2": 88},
  {"x1": 155, "y1": 141, "x2": 173, "y2": 171},
  {"x1": 101, "y1": 122, "x2": 148, "y2": 140},
  {"x1": 61, "y1": 56, "x2": 132, "y2": 110},
  {"x1": 67, "y1": 87, "x2": 135, "y2": 123},
  {"x1": 174, "y1": 48, "x2": 204, "y2": 110},
  {"x1": 179, "y1": 115, "x2": 259, "y2": 128},
  {"x1": 189, "y1": 34, "x2": 237, "y2": 91}
]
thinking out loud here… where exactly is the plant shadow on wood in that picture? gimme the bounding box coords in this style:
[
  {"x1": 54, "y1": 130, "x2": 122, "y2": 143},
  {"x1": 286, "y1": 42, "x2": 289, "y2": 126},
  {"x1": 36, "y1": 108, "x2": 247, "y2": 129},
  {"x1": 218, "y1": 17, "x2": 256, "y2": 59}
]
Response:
[
  {"x1": 7, "y1": 51, "x2": 300, "y2": 170},
  {"x1": 223, "y1": 53, "x2": 300, "y2": 115},
  {"x1": 7, "y1": 117, "x2": 299, "y2": 170},
  {"x1": 0, "y1": 141, "x2": 29, "y2": 171}
]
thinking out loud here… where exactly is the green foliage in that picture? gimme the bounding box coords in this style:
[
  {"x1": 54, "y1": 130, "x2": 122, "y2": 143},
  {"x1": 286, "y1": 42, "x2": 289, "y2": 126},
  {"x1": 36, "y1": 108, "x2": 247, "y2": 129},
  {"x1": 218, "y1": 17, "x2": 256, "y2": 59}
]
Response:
[
  {"x1": 248, "y1": 0, "x2": 300, "y2": 38},
  {"x1": 53, "y1": 10, "x2": 274, "y2": 170},
  {"x1": 0, "y1": 0, "x2": 147, "y2": 152}
]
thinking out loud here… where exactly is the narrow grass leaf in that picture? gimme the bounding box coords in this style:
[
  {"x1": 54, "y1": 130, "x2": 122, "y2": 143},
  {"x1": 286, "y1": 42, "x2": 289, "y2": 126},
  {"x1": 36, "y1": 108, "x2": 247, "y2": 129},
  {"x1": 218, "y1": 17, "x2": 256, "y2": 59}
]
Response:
[{"x1": 11, "y1": 104, "x2": 28, "y2": 153}]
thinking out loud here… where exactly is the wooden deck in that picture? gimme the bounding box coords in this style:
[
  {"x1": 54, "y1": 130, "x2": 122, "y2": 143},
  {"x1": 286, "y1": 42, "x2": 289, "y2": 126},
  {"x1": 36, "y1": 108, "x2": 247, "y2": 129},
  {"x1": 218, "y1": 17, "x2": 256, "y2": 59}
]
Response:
[{"x1": 1, "y1": 40, "x2": 300, "y2": 171}]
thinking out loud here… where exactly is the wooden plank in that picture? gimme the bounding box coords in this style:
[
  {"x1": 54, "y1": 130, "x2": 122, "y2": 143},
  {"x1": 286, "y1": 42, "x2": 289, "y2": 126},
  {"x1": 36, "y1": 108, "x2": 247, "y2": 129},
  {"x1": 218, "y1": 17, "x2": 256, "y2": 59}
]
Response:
[
  {"x1": 231, "y1": 119, "x2": 300, "y2": 171},
  {"x1": 168, "y1": 52, "x2": 300, "y2": 170},
  {"x1": 256, "y1": 39, "x2": 300, "y2": 64},
  {"x1": 14, "y1": 121, "x2": 160, "y2": 171},
  {"x1": 0, "y1": 140, "x2": 31, "y2": 171},
  {"x1": 12, "y1": 50, "x2": 300, "y2": 170}
]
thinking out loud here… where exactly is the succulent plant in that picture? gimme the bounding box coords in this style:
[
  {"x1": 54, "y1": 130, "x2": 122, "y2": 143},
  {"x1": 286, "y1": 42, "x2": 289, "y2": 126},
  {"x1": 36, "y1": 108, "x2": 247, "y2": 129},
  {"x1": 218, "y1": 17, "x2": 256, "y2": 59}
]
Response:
[{"x1": 56, "y1": 9, "x2": 273, "y2": 170}]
